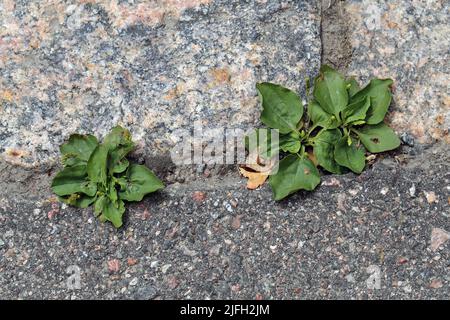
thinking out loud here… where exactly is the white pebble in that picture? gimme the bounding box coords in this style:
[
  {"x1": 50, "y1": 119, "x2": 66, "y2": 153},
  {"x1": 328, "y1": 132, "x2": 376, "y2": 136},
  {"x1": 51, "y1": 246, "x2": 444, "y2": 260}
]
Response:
[
  {"x1": 129, "y1": 277, "x2": 138, "y2": 286},
  {"x1": 161, "y1": 264, "x2": 171, "y2": 274},
  {"x1": 409, "y1": 184, "x2": 416, "y2": 197}
]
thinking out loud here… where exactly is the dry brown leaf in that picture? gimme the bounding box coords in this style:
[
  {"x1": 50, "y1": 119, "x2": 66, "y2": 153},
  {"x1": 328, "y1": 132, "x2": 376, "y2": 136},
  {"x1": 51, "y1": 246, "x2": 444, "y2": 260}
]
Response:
[
  {"x1": 307, "y1": 150, "x2": 318, "y2": 166},
  {"x1": 239, "y1": 167, "x2": 269, "y2": 189},
  {"x1": 240, "y1": 147, "x2": 277, "y2": 189},
  {"x1": 245, "y1": 149, "x2": 275, "y2": 172}
]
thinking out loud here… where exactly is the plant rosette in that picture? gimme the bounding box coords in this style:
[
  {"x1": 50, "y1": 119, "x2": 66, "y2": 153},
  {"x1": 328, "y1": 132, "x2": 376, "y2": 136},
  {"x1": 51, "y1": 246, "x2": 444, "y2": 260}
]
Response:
[
  {"x1": 244, "y1": 65, "x2": 400, "y2": 200},
  {"x1": 51, "y1": 126, "x2": 164, "y2": 228}
]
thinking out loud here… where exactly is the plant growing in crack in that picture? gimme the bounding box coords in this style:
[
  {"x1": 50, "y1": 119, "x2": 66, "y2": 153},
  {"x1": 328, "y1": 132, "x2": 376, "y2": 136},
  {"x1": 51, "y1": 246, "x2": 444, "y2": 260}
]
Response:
[
  {"x1": 51, "y1": 126, "x2": 164, "y2": 228},
  {"x1": 242, "y1": 65, "x2": 400, "y2": 200}
]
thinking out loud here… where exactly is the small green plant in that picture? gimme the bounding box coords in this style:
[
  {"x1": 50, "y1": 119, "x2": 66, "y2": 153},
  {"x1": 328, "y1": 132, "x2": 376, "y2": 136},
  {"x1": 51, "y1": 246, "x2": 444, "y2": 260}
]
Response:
[
  {"x1": 51, "y1": 126, "x2": 164, "y2": 228},
  {"x1": 249, "y1": 65, "x2": 400, "y2": 200}
]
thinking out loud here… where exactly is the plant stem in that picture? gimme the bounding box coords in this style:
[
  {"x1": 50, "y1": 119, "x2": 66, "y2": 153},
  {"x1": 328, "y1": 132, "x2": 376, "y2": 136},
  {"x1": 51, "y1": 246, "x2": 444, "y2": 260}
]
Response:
[{"x1": 343, "y1": 127, "x2": 349, "y2": 137}]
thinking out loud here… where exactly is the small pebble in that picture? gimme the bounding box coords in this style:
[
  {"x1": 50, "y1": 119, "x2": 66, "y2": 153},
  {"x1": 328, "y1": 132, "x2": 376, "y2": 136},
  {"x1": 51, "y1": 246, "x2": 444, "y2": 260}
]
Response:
[
  {"x1": 409, "y1": 184, "x2": 416, "y2": 197},
  {"x1": 161, "y1": 264, "x2": 171, "y2": 274},
  {"x1": 400, "y1": 132, "x2": 415, "y2": 147},
  {"x1": 129, "y1": 277, "x2": 138, "y2": 286}
]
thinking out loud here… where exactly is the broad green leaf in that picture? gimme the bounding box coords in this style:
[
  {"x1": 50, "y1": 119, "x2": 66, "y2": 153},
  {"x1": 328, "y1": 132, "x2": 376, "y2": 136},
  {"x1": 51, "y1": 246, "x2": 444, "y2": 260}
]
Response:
[
  {"x1": 334, "y1": 137, "x2": 366, "y2": 174},
  {"x1": 307, "y1": 100, "x2": 340, "y2": 129},
  {"x1": 342, "y1": 96, "x2": 370, "y2": 124},
  {"x1": 354, "y1": 123, "x2": 400, "y2": 153},
  {"x1": 269, "y1": 155, "x2": 321, "y2": 200},
  {"x1": 60, "y1": 134, "x2": 98, "y2": 167},
  {"x1": 313, "y1": 129, "x2": 344, "y2": 174},
  {"x1": 119, "y1": 164, "x2": 164, "y2": 202},
  {"x1": 112, "y1": 158, "x2": 129, "y2": 174},
  {"x1": 103, "y1": 126, "x2": 133, "y2": 150},
  {"x1": 51, "y1": 165, "x2": 97, "y2": 196},
  {"x1": 279, "y1": 132, "x2": 301, "y2": 154},
  {"x1": 115, "y1": 177, "x2": 128, "y2": 189},
  {"x1": 108, "y1": 180, "x2": 119, "y2": 204},
  {"x1": 245, "y1": 128, "x2": 280, "y2": 160},
  {"x1": 351, "y1": 79, "x2": 393, "y2": 124},
  {"x1": 100, "y1": 198, "x2": 125, "y2": 228},
  {"x1": 87, "y1": 145, "x2": 108, "y2": 185},
  {"x1": 94, "y1": 195, "x2": 108, "y2": 216},
  {"x1": 59, "y1": 194, "x2": 97, "y2": 208},
  {"x1": 104, "y1": 126, "x2": 135, "y2": 173},
  {"x1": 346, "y1": 77, "x2": 360, "y2": 97},
  {"x1": 256, "y1": 83, "x2": 303, "y2": 134},
  {"x1": 313, "y1": 65, "x2": 348, "y2": 118}
]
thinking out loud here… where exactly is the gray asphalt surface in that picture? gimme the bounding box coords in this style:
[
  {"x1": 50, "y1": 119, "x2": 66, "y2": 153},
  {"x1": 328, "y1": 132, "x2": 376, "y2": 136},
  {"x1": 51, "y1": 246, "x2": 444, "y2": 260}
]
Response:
[{"x1": 0, "y1": 143, "x2": 449, "y2": 299}]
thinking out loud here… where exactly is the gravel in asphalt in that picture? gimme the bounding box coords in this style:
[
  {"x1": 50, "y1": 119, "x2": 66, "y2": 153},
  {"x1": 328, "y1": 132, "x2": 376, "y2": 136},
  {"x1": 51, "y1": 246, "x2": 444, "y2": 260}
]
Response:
[{"x1": 0, "y1": 143, "x2": 448, "y2": 299}]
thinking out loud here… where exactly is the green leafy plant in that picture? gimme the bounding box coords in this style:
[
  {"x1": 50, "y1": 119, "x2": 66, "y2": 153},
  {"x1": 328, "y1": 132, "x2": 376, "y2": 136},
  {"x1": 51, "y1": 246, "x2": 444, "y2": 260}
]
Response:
[
  {"x1": 247, "y1": 65, "x2": 400, "y2": 200},
  {"x1": 51, "y1": 126, "x2": 164, "y2": 228}
]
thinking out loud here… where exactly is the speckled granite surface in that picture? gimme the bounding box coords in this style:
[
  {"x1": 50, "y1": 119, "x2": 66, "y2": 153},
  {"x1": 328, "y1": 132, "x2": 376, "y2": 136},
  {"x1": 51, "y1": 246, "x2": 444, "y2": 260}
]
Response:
[
  {"x1": 344, "y1": 0, "x2": 449, "y2": 144},
  {"x1": 0, "y1": 0, "x2": 321, "y2": 167}
]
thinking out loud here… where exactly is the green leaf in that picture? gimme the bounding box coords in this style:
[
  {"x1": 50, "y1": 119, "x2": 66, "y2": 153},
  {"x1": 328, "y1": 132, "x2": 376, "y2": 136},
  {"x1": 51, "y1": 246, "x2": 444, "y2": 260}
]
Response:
[
  {"x1": 103, "y1": 126, "x2": 135, "y2": 173},
  {"x1": 60, "y1": 134, "x2": 98, "y2": 167},
  {"x1": 94, "y1": 195, "x2": 108, "y2": 216},
  {"x1": 256, "y1": 83, "x2": 303, "y2": 134},
  {"x1": 279, "y1": 132, "x2": 301, "y2": 154},
  {"x1": 51, "y1": 165, "x2": 97, "y2": 196},
  {"x1": 313, "y1": 65, "x2": 348, "y2": 118},
  {"x1": 346, "y1": 77, "x2": 360, "y2": 97},
  {"x1": 108, "y1": 179, "x2": 119, "y2": 204},
  {"x1": 307, "y1": 100, "x2": 340, "y2": 129},
  {"x1": 119, "y1": 164, "x2": 164, "y2": 202},
  {"x1": 342, "y1": 96, "x2": 370, "y2": 124},
  {"x1": 245, "y1": 128, "x2": 280, "y2": 160},
  {"x1": 103, "y1": 126, "x2": 134, "y2": 150},
  {"x1": 354, "y1": 123, "x2": 400, "y2": 153},
  {"x1": 59, "y1": 194, "x2": 97, "y2": 208},
  {"x1": 98, "y1": 197, "x2": 125, "y2": 228},
  {"x1": 351, "y1": 79, "x2": 393, "y2": 125},
  {"x1": 87, "y1": 145, "x2": 108, "y2": 185},
  {"x1": 115, "y1": 177, "x2": 128, "y2": 189},
  {"x1": 245, "y1": 129, "x2": 301, "y2": 157},
  {"x1": 111, "y1": 158, "x2": 129, "y2": 174},
  {"x1": 94, "y1": 195, "x2": 125, "y2": 228},
  {"x1": 269, "y1": 155, "x2": 321, "y2": 200},
  {"x1": 313, "y1": 129, "x2": 344, "y2": 174},
  {"x1": 334, "y1": 137, "x2": 366, "y2": 174}
]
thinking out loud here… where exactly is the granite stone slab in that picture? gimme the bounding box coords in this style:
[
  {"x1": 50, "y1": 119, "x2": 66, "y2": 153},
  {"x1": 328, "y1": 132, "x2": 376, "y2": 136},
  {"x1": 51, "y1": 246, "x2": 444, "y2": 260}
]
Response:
[
  {"x1": 344, "y1": 0, "x2": 449, "y2": 144},
  {"x1": 0, "y1": 0, "x2": 321, "y2": 167}
]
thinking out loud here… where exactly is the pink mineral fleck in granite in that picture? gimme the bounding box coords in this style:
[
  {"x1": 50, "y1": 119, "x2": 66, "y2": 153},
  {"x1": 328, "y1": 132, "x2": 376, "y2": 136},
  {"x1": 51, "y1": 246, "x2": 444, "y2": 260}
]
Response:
[{"x1": 101, "y1": 0, "x2": 212, "y2": 28}]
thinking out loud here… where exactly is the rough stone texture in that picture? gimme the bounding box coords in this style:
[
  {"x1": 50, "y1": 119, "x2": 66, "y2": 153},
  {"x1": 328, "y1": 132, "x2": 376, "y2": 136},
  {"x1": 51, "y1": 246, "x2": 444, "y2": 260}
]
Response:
[
  {"x1": 344, "y1": 0, "x2": 449, "y2": 144},
  {"x1": 0, "y1": 0, "x2": 321, "y2": 167},
  {"x1": 1, "y1": 0, "x2": 450, "y2": 301},
  {"x1": 0, "y1": 143, "x2": 449, "y2": 299}
]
